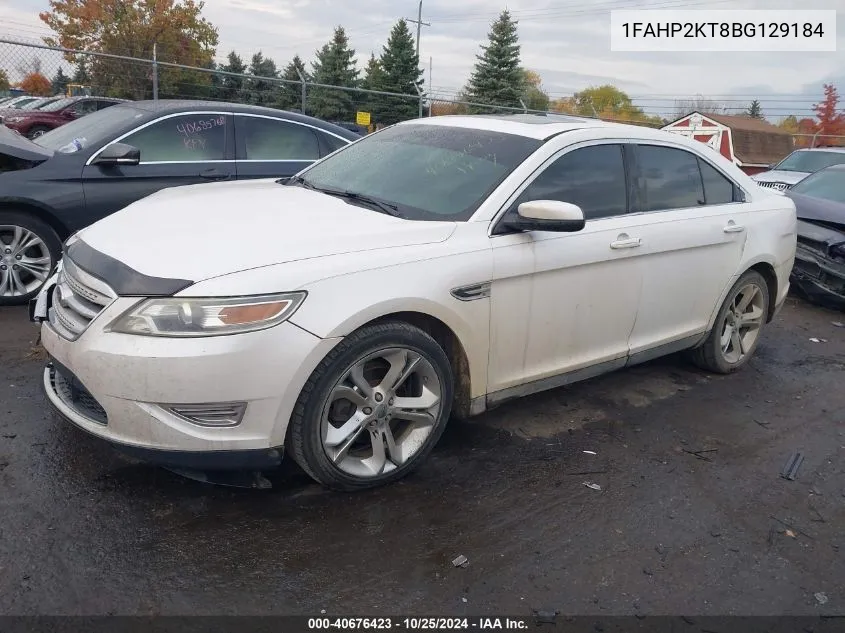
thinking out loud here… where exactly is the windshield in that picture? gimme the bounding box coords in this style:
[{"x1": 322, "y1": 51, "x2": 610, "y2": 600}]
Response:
[
  {"x1": 35, "y1": 104, "x2": 147, "y2": 152},
  {"x1": 791, "y1": 168, "x2": 845, "y2": 204},
  {"x1": 30, "y1": 97, "x2": 61, "y2": 110},
  {"x1": 773, "y1": 150, "x2": 845, "y2": 173},
  {"x1": 297, "y1": 124, "x2": 542, "y2": 221},
  {"x1": 4, "y1": 96, "x2": 37, "y2": 109},
  {"x1": 38, "y1": 98, "x2": 77, "y2": 112}
]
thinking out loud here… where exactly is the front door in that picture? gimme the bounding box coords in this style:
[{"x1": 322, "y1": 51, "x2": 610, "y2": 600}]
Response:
[
  {"x1": 82, "y1": 112, "x2": 235, "y2": 224},
  {"x1": 487, "y1": 142, "x2": 645, "y2": 396}
]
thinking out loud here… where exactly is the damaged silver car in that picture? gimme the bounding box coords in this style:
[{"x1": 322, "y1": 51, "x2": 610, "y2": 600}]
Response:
[{"x1": 786, "y1": 164, "x2": 845, "y2": 309}]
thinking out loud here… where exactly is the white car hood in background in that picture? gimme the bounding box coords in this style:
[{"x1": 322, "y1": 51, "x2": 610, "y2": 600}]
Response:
[
  {"x1": 752, "y1": 170, "x2": 810, "y2": 186},
  {"x1": 76, "y1": 180, "x2": 456, "y2": 282}
]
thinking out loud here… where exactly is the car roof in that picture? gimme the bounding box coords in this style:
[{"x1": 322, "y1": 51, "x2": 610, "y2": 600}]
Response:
[
  {"x1": 794, "y1": 147, "x2": 845, "y2": 153},
  {"x1": 402, "y1": 113, "x2": 657, "y2": 140},
  {"x1": 117, "y1": 99, "x2": 360, "y2": 138}
]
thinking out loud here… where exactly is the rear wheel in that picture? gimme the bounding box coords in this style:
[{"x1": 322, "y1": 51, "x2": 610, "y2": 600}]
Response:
[
  {"x1": 288, "y1": 322, "x2": 454, "y2": 491},
  {"x1": 26, "y1": 126, "x2": 51, "y2": 139},
  {"x1": 0, "y1": 213, "x2": 61, "y2": 306},
  {"x1": 689, "y1": 270, "x2": 770, "y2": 374}
]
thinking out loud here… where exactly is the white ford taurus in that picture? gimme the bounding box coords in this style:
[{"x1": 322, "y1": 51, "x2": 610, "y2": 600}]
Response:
[{"x1": 35, "y1": 114, "x2": 797, "y2": 490}]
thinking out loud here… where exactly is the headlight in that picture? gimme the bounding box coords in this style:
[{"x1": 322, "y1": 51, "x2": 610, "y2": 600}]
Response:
[
  {"x1": 107, "y1": 292, "x2": 306, "y2": 337},
  {"x1": 5, "y1": 116, "x2": 24, "y2": 123}
]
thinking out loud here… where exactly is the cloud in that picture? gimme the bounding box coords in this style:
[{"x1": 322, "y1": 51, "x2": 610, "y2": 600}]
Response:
[{"x1": 0, "y1": 0, "x2": 842, "y2": 119}]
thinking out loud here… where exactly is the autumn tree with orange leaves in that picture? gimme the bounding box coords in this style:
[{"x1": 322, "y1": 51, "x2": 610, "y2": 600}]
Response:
[
  {"x1": 39, "y1": 0, "x2": 218, "y2": 100},
  {"x1": 19, "y1": 72, "x2": 52, "y2": 96},
  {"x1": 812, "y1": 83, "x2": 845, "y2": 146}
]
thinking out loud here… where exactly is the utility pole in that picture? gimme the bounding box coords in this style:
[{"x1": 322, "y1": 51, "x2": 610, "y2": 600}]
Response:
[
  {"x1": 152, "y1": 42, "x2": 158, "y2": 101},
  {"x1": 406, "y1": 1, "x2": 430, "y2": 60}
]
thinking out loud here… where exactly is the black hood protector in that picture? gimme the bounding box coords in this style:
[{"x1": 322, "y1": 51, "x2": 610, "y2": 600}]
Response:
[{"x1": 0, "y1": 124, "x2": 54, "y2": 162}]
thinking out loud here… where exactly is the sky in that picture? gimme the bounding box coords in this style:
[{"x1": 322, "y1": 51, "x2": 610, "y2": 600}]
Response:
[{"x1": 0, "y1": 0, "x2": 843, "y2": 120}]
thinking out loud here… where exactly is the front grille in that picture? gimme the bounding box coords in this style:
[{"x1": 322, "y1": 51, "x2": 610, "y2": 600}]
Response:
[
  {"x1": 48, "y1": 258, "x2": 116, "y2": 340},
  {"x1": 48, "y1": 365, "x2": 108, "y2": 425},
  {"x1": 757, "y1": 181, "x2": 792, "y2": 191}
]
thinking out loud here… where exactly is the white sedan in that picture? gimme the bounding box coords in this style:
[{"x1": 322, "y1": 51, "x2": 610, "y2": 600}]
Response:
[{"x1": 35, "y1": 114, "x2": 797, "y2": 490}]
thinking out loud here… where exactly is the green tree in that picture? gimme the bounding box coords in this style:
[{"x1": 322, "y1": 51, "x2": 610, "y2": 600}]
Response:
[
  {"x1": 361, "y1": 53, "x2": 386, "y2": 119},
  {"x1": 278, "y1": 55, "x2": 307, "y2": 111},
  {"x1": 217, "y1": 51, "x2": 247, "y2": 101},
  {"x1": 746, "y1": 99, "x2": 763, "y2": 119},
  {"x1": 51, "y1": 67, "x2": 69, "y2": 95},
  {"x1": 72, "y1": 59, "x2": 89, "y2": 85},
  {"x1": 310, "y1": 27, "x2": 360, "y2": 122},
  {"x1": 464, "y1": 10, "x2": 524, "y2": 112},
  {"x1": 247, "y1": 51, "x2": 279, "y2": 106},
  {"x1": 0, "y1": 69, "x2": 11, "y2": 93},
  {"x1": 372, "y1": 19, "x2": 423, "y2": 124},
  {"x1": 574, "y1": 84, "x2": 632, "y2": 116}
]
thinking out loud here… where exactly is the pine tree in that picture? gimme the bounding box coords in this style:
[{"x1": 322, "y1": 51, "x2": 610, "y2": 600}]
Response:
[
  {"x1": 464, "y1": 10, "x2": 524, "y2": 112},
  {"x1": 72, "y1": 59, "x2": 90, "y2": 85},
  {"x1": 278, "y1": 55, "x2": 308, "y2": 112},
  {"x1": 247, "y1": 52, "x2": 279, "y2": 106},
  {"x1": 746, "y1": 99, "x2": 763, "y2": 119},
  {"x1": 218, "y1": 51, "x2": 247, "y2": 101},
  {"x1": 310, "y1": 27, "x2": 360, "y2": 122},
  {"x1": 51, "y1": 67, "x2": 70, "y2": 96},
  {"x1": 373, "y1": 19, "x2": 423, "y2": 124},
  {"x1": 361, "y1": 53, "x2": 386, "y2": 118}
]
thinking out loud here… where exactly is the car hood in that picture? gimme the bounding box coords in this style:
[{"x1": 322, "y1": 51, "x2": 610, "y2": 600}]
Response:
[
  {"x1": 74, "y1": 179, "x2": 457, "y2": 285},
  {"x1": 752, "y1": 170, "x2": 809, "y2": 186},
  {"x1": 0, "y1": 124, "x2": 54, "y2": 161},
  {"x1": 787, "y1": 191, "x2": 845, "y2": 231}
]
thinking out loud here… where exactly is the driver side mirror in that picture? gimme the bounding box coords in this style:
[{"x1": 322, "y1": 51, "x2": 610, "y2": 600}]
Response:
[
  {"x1": 502, "y1": 200, "x2": 586, "y2": 233},
  {"x1": 92, "y1": 143, "x2": 140, "y2": 167}
]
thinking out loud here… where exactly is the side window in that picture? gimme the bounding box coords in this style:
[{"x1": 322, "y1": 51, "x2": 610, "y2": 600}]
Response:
[
  {"x1": 122, "y1": 114, "x2": 228, "y2": 162},
  {"x1": 515, "y1": 144, "x2": 627, "y2": 220},
  {"x1": 70, "y1": 100, "x2": 98, "y2": 116},
  {"x1": 96, "y1": 100, "x2": 118, "y2": 111},
  {"x1": 635, "y1": 145, "x2": 704, "y2": 211},
  {"x1": 238, "y1": 116, "x2": 320, "y2": 160},
  {"x1": 319, "y1": 131, "x2": 350, "y2": 154},
  {"x1": 698, "y1": 158, "x2": 735, "y2": 204}
]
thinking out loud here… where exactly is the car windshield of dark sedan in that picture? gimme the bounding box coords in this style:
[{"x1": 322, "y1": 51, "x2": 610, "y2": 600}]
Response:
[
  {"x1": 773, "y1": 150, "x2": 845, "y2": 173},
  {"x1": 791, "y1": 169, "x2": 845, "y2": 204},
  {"x1": 297, "y1": 124, "x2": 542, "y2": 221},
  {"x1": 35, "y1": 105, "x2": 147, "y2": 153}
]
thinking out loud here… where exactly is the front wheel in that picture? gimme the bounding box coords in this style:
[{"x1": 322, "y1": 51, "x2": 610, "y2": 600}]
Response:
[
  {"x1": 689, "y1": 270, "x2": 770, "y2": 374},
  {"x1": 287, "y1": 322, "x2": 454, "y2": 491},
  {"x1": 0, "y1": 213, "x2": 61, "y2": 306}
]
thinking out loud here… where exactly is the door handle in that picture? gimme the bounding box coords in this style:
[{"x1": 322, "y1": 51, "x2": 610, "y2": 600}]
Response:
[
  {"x1": 610, "y1": 237, "x2": 642, "y2": 249},
  {"x1": 723, "y1": 223, "x2": 745, "y2": 233},
  {"x1": 200, "y1": 169, "x2": 231, "y2": 181}
]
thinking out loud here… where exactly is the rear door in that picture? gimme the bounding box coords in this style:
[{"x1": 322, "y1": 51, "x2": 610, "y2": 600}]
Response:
[
  {"x1": 233, "y1": 114, "x2": 331, "y2": 181},
  {"x1": 81, "y1": 111, "x2": 235, "y2": 221},
  {"x1": 624, "y1": 143, "x2": 750, "y2": 358}
]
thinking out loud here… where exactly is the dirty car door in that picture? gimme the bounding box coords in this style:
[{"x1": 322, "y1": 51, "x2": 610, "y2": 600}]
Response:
[{"x1": 82, "y1": 112, "x2": 235, "y2": 222}]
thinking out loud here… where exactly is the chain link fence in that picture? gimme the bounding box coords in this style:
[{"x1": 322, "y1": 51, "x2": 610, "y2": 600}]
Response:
[{"x1": 1, "y1": 37, "x2": 843, "y2": 146}]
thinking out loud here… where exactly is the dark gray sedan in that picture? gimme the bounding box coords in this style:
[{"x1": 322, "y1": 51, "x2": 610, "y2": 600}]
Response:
[
  {"x1": 786, "y1": 164, "x2": 845, "y2": 309},
  {"x1": 0, "y1": 100, "x2": 359, "y2": 304}
]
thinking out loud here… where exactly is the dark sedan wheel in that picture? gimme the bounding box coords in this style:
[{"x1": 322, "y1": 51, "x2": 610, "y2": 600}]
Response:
[{"x1": 0, "y1": 213, "x2": 61, "y2": 306}]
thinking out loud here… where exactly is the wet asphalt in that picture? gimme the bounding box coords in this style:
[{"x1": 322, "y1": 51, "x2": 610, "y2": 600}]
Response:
[{"x1": 0, "y1": 298, "x2": 843, "y2": 616}]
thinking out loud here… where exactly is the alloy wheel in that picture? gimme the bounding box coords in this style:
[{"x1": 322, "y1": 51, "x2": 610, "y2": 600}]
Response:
[
  {"x1": 0, "y1": 225, "x2": 53, "y2": 298},
  {"x1": 320, "y1": 347, "x2": 443, "y2": 478},
  {"x1": 719, "y1": 282, "x2": 766, "y2": 364}
]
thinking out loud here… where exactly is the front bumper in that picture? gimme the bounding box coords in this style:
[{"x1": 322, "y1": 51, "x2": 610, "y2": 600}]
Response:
[
  {"x1": 791, "y1": 245, "x2": 845, "y2": 307},
  {"x1": 40, "y1": 298, "x2": 342, "y2": 467}
]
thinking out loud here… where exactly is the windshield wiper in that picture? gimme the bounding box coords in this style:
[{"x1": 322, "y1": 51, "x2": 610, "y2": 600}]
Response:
[
  {"x1": 281, "y1": 174, "x2": 315, "y2": 188},
  {"x1": 314, "y1": 187, "x2": 403, "y2": 218}
]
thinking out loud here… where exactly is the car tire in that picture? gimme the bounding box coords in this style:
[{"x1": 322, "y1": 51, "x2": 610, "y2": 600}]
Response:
[
  {"x1": 26, "y1": 126, "x2": 51, "y2": 140},
  {"x1": 288, "y1": 321, "x2": 454, "y2": 491},
  {"x1": 689, "y1": 270, "x2": 770, "y2": 374},
  {"x1": 0, "y1": 212, "x2": 61, "y2": 306}
]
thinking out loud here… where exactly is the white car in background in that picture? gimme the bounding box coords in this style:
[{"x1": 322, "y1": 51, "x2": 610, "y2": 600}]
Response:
[
  {"x1": 753, "y1": 147, "x2": 845, "y2": 191},
  {"x1": 35, "y1": 114, "x2": 797, "y2": 491}
]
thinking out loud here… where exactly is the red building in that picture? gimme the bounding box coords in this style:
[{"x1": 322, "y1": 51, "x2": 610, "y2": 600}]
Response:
[{"x1": 661, "y1": 111, "x2": 794, "y2": 176}]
